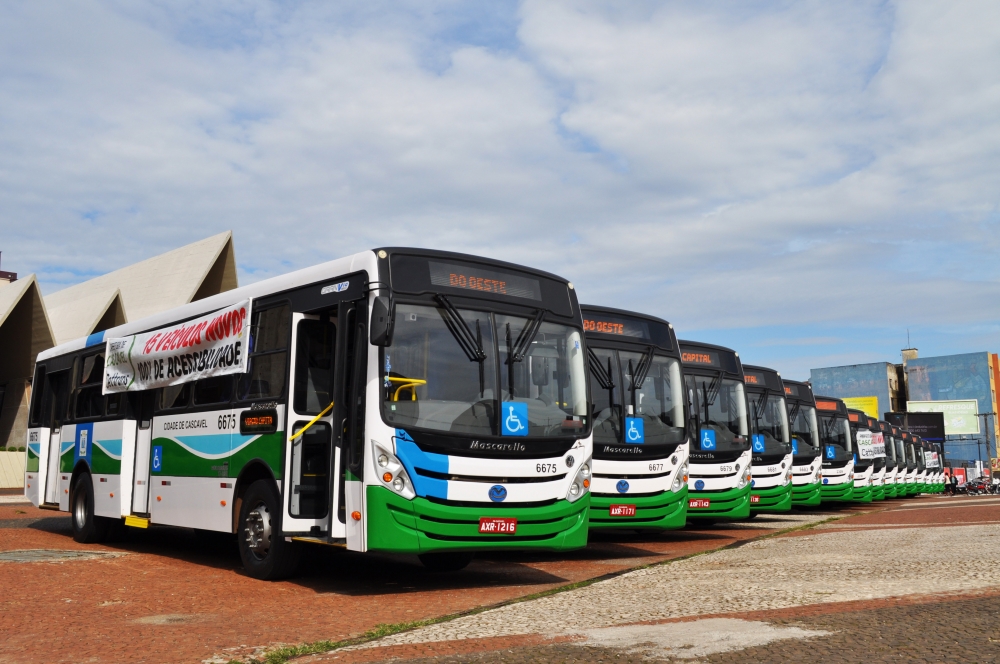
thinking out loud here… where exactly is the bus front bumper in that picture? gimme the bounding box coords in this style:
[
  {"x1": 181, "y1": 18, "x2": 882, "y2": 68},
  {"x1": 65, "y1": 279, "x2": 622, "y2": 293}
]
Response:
[
  {"x1": 750, "y1": 483, "x2": 792, "y2": 512},
  {"x1": 365, "y1": 486, "x2": 590, "y2": 554},
  {"x1": 850, "y1": 483, "x2": 873, "y2": 503},
  {"x1": 792, "y1": 481, "x2": 822, "y2": 506},
  {"x1": 685, "y1": 484, "x2": 751, "y2": 521},
  {"x1": 871, "y1": 485, "x2": 886, "y2": 500},
  {"x1": 820, "y1": 480, "x2": 855, "y2": 502},
  {"x1": 589, "y1": 488, "x2": 688, "y2": 531}
]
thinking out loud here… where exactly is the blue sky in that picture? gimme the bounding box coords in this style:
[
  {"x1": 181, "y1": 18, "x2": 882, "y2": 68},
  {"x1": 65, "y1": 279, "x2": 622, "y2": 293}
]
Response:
[{"x1": 2, "y1": 0, "x2": 999, "y2": 380}]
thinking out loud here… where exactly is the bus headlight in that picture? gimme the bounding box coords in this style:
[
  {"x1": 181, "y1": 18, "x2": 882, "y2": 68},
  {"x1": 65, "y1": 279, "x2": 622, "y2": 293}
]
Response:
[
  {"x1": 566, "y1": 460, "x2": 591, "y2": 502},
  {"x1": 782, "y1": 467, "x2": 792, "y2": 486},
  {"x1": 671, "y1": 462, "x2": 689, "y2": 492},
  {"x1": 372, "y1": 440, "x2": 415, "y2": 500},
  {"x1": 737, "y1": 465, "x2": 751, "y2": 489}
]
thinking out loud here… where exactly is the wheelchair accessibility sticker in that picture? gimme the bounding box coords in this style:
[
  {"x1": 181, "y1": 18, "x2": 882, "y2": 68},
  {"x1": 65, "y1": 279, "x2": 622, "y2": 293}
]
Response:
[
  {"x1": 792, "y1": 440, "x2": 799, "y2": 455},
  {"x1": 502, "y1": 402, "x2": 529, "y2": 436},
  {"x1": 700, "y1": 429, "x2": 716, "y2": 451},
  {"x1": 825, "y1": 445, "x2": 836, "y2": 459},
  {"x1": 624, "y1": 417, "x2": 644, "y2": 444},
  {"x1": 151, "y1": 446, "x2": 163, "y2": 473},
  {"x1": 752, "y1": 434, "x2": 765, "y2": 453}
]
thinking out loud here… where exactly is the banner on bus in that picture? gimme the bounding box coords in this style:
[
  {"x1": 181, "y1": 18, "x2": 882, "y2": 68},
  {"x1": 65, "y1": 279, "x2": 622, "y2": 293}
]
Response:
[
  {"x1": 924, "y1": 451, "x2": 940, "y2": 468},
  {"x1": 856, "y1": 430, "x2": 884, "y2": 460},
  {"x1": 868, "y1": 431, "x2": 887, "y2": 459},
  {"x1": 103, "y1": 300, "x2": 250, "y2": 394}
]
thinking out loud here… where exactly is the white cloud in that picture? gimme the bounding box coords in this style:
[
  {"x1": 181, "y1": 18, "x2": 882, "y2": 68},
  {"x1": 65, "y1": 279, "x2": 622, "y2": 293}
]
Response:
[{"x1": 1, "y1": 0, "x2": 999, "y2": 372}]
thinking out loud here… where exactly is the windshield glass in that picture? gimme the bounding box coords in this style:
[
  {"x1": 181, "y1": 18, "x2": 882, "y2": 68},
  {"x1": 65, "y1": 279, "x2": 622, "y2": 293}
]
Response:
[
  {"x1": 751, "y1": 392, "x2": 790, "y2": 455},
  {"x1": 686, "y1": 374, "x2": 749, "y2": 452},
  {"x1": 621, "y1": 350, "x2": 686, "y2": 445},
  {"x1": 382, "y1": 303, "x2": 588, "y2": 438},
  {"x1": 497, "y1": 314, "x2": 589, "y2": 437},
  {"x1": 589, "y1": 349, "x2": 686, "y2": 446},
  {"x1": 788, "y1": 403, "x2": 820, "y2": 457},
  {"x1": 896, "y1": 438, "x2": 907, "y2": 467},
  {"x1": 819, "y1": 413, "x2": 851, "y2": 461}
]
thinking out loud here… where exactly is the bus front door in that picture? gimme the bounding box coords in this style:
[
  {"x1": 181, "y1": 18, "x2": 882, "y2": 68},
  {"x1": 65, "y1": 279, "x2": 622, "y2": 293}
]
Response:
[
  {"x1": 283, "y1": 309, "x2": 340, "y2": 537},
  {"x1": 130, "y1": 392, "x2": 156, "y2": 515}
]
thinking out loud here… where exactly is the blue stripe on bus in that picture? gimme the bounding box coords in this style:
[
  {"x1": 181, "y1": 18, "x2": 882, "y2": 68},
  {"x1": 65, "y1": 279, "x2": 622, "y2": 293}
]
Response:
[
  {"x1": 393, "y1": 433, "x2": 448, "y2": 500},
  {"x1": 86, "y1": 330, "x2": 106, "y2": 348}
]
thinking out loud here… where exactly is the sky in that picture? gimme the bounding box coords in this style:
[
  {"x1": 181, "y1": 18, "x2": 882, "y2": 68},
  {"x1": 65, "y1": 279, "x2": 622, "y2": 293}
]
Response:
[{"x1": 2, "y1": 0, "x2": 999, "y2": 380}]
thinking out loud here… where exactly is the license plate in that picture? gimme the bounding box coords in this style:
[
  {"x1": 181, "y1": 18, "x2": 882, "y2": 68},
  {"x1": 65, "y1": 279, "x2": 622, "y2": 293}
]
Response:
[
  {"x1": 750, "y1": 494, "x2": 761, "y2": 504},
  {"x1": 479, "y1": 517, "x2": 517, "y2": 534},
  {"x1": 689, "y1": 498, "x2": 711, "y2": 508},
  {"x1": 609, "y1": 504, "x2": 636, "y2": 517}
]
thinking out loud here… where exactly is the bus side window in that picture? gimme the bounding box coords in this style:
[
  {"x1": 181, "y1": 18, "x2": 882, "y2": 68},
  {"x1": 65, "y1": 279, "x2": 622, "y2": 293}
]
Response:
[
  {"x1": 239, "y1": 305, "x2": 290, "y2": 401},
  {"x1": 293, "y1": 319, "x2": 336, "y2": 415},
  {"x1": 158, "y1": 384, "x2": 192, "y2": 411},
  {"x1": 194, "y1": 375, "x2": 234, "y2": 406},
  {"x1": 28, "y1": 365, "x2": 46, "y2": 427},
  {"x1": 73, "y1": 353, "x2": 106, "y2": 420},
  {"x1": 40, "y1": 370, "x2": 71, "y2": 429}
]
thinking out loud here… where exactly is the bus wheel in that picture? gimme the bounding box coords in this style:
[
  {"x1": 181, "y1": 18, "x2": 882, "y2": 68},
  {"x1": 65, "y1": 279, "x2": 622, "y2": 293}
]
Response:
[
  {"x1": 71, "y1": 473, "x2": 110, "y2": 544},
  {"x1": 418, "y1": 552, "x2": 474, "y2": 572},
  {"x1": 238, "y1": 480, "x2": 300, "y2": 580}
]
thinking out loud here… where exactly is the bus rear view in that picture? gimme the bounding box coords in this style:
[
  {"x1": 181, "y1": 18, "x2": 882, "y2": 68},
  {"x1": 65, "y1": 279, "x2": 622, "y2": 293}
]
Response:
[
  {"x1": 582, "y1": 307, "x2": 690, "y2": 530},
  {"x1": 680, "y1": 341, "x2": 752, "y2": 520},
  {"x1": 786, "y1": 380, "x2": 822, "y2": 506},
  {"x1": 816, "y1": 396, "x2": 854, "y2": 502},
  {"x1": 743, "y1": 365, "x2": 793, "y2": 513}
]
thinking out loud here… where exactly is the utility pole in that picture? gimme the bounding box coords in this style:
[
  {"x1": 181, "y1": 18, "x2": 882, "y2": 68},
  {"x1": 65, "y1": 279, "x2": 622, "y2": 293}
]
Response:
[{"x1": 977, "y1": 412, "x2": 996, "y2": 478}]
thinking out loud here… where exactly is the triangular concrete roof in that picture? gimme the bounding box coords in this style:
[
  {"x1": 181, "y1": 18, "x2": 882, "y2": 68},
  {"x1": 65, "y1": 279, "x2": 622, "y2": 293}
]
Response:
[
  {"x1": 45, "y1": 232, "x2": 237, "y2": 345},
  {"x1": 0, "y1": 275, "x2": 56, "y2": 381}
]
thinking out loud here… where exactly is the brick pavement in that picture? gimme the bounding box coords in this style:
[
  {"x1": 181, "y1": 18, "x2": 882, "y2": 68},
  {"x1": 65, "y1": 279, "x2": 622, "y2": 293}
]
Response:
[{"x1": 0, "y1": 499, "x2": 842, "y2": 663}]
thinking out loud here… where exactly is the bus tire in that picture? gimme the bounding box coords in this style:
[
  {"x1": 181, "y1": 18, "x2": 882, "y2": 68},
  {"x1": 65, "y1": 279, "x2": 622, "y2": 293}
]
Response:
[
  {"x1": 71, "y1": 473, "x2": 111, "y2": 544},
  {"x1": 418, "y1": 552, "x2": 474, "y2": 572},
  {"x1": 238, "y1": 479, "x2": 300, "y2": 580}
]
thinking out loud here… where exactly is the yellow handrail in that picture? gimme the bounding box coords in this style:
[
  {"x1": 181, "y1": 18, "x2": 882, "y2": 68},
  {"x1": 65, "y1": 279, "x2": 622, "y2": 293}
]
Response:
[
  {"x1": 289, "y1": 401, "x2": 335, "y2": 441},
  {"x1": 385, "y1": 376, "x2": 428, "y2": 402}
]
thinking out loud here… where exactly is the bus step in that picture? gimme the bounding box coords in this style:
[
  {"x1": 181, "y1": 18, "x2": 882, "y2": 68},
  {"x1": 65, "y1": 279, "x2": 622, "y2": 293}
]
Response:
[
  {"x1": 125, "y1": 515, "x2": 150, "y2": 529},
  {"x1": 38, "y1": 503, "x2": 61, "y2": 511}
]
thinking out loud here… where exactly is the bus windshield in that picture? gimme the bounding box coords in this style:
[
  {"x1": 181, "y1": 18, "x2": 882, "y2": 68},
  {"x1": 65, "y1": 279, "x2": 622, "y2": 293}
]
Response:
[
  {"x1": 686, "y1": 374, "x2": 749, "y2": 451},
  {"x1": 751, "y1": 392, "x2": 790, "y2": 452},
  {"x1": 819, "y1": 413, "x2": 851, "y2": 455},
  {"x1": 788, "y1": 403, "x2": 820, "y2": 456},
  {"x1": 590, "y1": 349, "x2": 685, "y2": 446},
  {"x1": 382, "y1": 303, "x2": 588, "y2": 438}
]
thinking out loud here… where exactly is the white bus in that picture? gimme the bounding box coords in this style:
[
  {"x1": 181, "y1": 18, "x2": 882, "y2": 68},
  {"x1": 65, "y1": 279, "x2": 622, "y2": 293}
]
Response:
[{"x1": 25, "y1": 248, "x2": 593, "y2": 578}]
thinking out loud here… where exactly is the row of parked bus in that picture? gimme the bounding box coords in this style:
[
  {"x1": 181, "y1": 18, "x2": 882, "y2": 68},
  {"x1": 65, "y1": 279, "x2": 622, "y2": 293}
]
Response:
[
  {"x1": 583, "y1": 306, "x2": 944, "y2": 531},
  {"x1": 24, "y1": 248, "x2": 943, "y2": 578}
]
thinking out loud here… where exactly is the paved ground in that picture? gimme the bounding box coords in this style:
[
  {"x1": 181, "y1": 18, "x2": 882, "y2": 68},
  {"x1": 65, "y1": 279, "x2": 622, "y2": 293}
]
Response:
[{"x1": 0, "y1": 494, "x2": 994, "y2": 663}]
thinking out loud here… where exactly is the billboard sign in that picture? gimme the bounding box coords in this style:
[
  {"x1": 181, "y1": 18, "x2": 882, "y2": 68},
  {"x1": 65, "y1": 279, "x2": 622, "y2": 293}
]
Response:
[
  {"x1": 906, "y1": 400, "x2": 979, "y2": 435},
  {"x1": 843, "y1": 396, "x2": 879, "y2": 420},
  {"x1": 901, "y1": 412, "x2": 947, "y2": 441}
]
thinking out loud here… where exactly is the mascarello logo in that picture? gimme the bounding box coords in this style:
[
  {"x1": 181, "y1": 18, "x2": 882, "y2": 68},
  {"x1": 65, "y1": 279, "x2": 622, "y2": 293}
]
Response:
[
  {"x1": 616, "y1": 479, "x2": 629, "y2": 493},
  {"x1": 488, "y1": 485, "x2": 507, "y2": 502}
]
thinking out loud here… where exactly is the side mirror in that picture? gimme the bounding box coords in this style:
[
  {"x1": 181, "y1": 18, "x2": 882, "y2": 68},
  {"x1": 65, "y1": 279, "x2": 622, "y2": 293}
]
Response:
[{"x1": 370, "y1": 296, "x2": 394, "y2": 346}]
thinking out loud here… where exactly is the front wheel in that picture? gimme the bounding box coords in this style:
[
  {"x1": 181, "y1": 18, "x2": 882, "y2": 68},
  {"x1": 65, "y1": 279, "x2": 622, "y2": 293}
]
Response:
[
  {"x1": 238, "y1": 480, "x2": 300, "y2": 580},
  {"x1": 419, "y1": 552, "x2": 474, "y2": 572},
  {"x1": 71, "y1": 474, "x2": 112, "y2": 543}
]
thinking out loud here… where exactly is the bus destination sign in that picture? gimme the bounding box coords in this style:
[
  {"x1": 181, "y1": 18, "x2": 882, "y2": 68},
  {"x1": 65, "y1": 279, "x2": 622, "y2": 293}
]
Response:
[
  {"x1": 429, "y1": 261, "x2": 541, "y2": 301},
  {"x1": 680, "y1": 351, "x2": 719, "y2": 367},
  {"x1": 583, "y1": 315, "x2": 650, "y2": 340},
  {"x1": 744, "y1": 372, "x2": 765, "y2": 386},
  {"x1": 816, "y1": 399, "x2": 839, "y2": 411}
]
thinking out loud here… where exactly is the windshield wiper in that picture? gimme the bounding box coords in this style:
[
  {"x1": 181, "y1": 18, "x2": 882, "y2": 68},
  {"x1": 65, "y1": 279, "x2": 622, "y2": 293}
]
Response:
[
  {"x1": 504, "y1": 310, "x2": 544, "y2": 398},
  {"x1": 626, "y1": 346, "x2": 655, "y2": 413},
  {"x1": 588, "y1": 350, "x2": 615, "y2": 391},
  {"x1": 434, "y1": 294, "x2": 487, "y2": 395}
]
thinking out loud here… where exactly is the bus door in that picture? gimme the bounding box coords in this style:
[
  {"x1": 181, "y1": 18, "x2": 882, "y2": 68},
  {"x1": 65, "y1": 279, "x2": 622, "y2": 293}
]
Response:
[
  {"x1": 130, "y1": 392, "x2": 156, "y2": 515},
  {"x1": 40, "y1": 370, "x2": 70, "y2": 506},
  {"x1": 283, "y1": 309, "x2": 339, "y2": 535}
]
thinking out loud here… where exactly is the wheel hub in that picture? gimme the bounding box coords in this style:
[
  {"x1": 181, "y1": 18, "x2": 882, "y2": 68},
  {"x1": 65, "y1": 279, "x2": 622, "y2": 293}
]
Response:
[
  {"x1": 244, "y1": 503, "x2": 272, "y2": 558},
  {"x1": 73, "y1": 489, "x2": 87, "y2": 530}
]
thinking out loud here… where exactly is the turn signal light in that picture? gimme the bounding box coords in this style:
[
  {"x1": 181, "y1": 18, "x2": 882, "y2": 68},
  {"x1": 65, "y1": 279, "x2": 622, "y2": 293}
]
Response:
[
  {"x1": 383, "y1": 472, "x2": 393, "y2": 482},
  {"x1": 220, "y1": 500, "x2": 227, "y2": 507},
  {"x1": 351, "y1": 511, "x2": 361, "y2": 521},
  {"x1": 582, "y1": 479, "x2": 590, "y2": 488}
]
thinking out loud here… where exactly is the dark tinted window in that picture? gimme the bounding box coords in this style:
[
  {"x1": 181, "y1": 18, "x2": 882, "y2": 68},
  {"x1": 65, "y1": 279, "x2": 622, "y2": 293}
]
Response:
[
  {"x1": 194, "y1": 376, "x2": 233, "y2": 406},
  {"x1": 294, "y1": 319, "x2": 336, "y2": 415},
  {"x1": 158, "y1": 384, "x2": 192, "y2": 411},
  {"x1": 238, "y1": 305, "x2": 290, "y2": 401}
]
